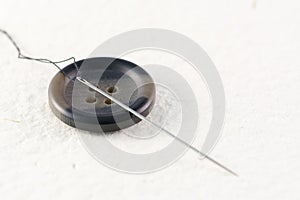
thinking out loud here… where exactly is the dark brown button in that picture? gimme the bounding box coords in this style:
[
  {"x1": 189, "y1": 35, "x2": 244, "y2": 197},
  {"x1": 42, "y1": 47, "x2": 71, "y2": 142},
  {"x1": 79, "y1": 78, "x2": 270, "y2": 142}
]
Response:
[{"x1": 48, "y1": 57, "x2": 156, "y2": 132}]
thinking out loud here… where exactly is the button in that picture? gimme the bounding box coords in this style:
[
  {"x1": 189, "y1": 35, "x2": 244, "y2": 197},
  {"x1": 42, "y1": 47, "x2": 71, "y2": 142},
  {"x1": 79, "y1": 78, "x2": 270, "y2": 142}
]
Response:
[{"x1": 48, "y1": 57, "x2": 156, "y2": 132}]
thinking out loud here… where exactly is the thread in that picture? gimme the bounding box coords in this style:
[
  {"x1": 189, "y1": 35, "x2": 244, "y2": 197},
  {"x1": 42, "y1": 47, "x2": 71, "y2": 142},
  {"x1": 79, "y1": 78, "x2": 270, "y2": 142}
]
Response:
[{"x1": 0, "y1": 29, "x2": 78, "y2": 80}]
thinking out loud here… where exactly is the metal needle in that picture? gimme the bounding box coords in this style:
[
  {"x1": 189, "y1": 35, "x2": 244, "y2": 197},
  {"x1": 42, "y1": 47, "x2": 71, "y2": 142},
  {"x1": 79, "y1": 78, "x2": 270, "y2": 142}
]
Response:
[
  {"x1": 0, "y1": 28, "x2": 237, "y2": 176},
  {"x1": 77, "y1": 76, "x2": 238, "y2": 177}
]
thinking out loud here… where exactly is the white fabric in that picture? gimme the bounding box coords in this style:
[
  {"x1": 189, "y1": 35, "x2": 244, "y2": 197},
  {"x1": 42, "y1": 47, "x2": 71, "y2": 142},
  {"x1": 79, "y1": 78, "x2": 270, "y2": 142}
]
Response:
[{"x1": 0, "y1": 0, "x2": 300, "y2": 199}]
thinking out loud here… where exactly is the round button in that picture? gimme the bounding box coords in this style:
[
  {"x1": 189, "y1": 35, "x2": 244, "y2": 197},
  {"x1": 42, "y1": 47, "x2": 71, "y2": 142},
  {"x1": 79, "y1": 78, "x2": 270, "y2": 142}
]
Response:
[{"x1": 48, "y1": 57, "x2": 156, "y2": 132}]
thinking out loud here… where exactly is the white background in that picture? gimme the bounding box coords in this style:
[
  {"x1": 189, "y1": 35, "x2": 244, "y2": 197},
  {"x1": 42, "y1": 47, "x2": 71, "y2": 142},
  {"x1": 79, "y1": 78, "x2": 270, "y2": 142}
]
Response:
[{"x1": 0, "y1": 0, "x2": 300, "y2": 199}]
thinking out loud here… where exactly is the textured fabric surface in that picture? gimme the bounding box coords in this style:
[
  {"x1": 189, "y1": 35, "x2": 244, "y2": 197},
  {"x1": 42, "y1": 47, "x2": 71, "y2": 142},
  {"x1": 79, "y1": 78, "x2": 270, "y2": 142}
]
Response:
[{"x1": 0, "y1": 0, "x2": 300, "y2": 199}]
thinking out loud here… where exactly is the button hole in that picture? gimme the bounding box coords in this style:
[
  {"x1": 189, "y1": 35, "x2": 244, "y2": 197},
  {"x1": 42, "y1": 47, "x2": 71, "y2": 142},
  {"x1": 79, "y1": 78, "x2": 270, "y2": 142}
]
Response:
[
  {"x1": 107, "y1": 86, "x2": 117, "y2": 93},
  {"x1": 104, "y1": 99, "x2": 113, "y2": 105},
  {"x1": 86, "y1": 96, "x2": 96, "y2": 103}
]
